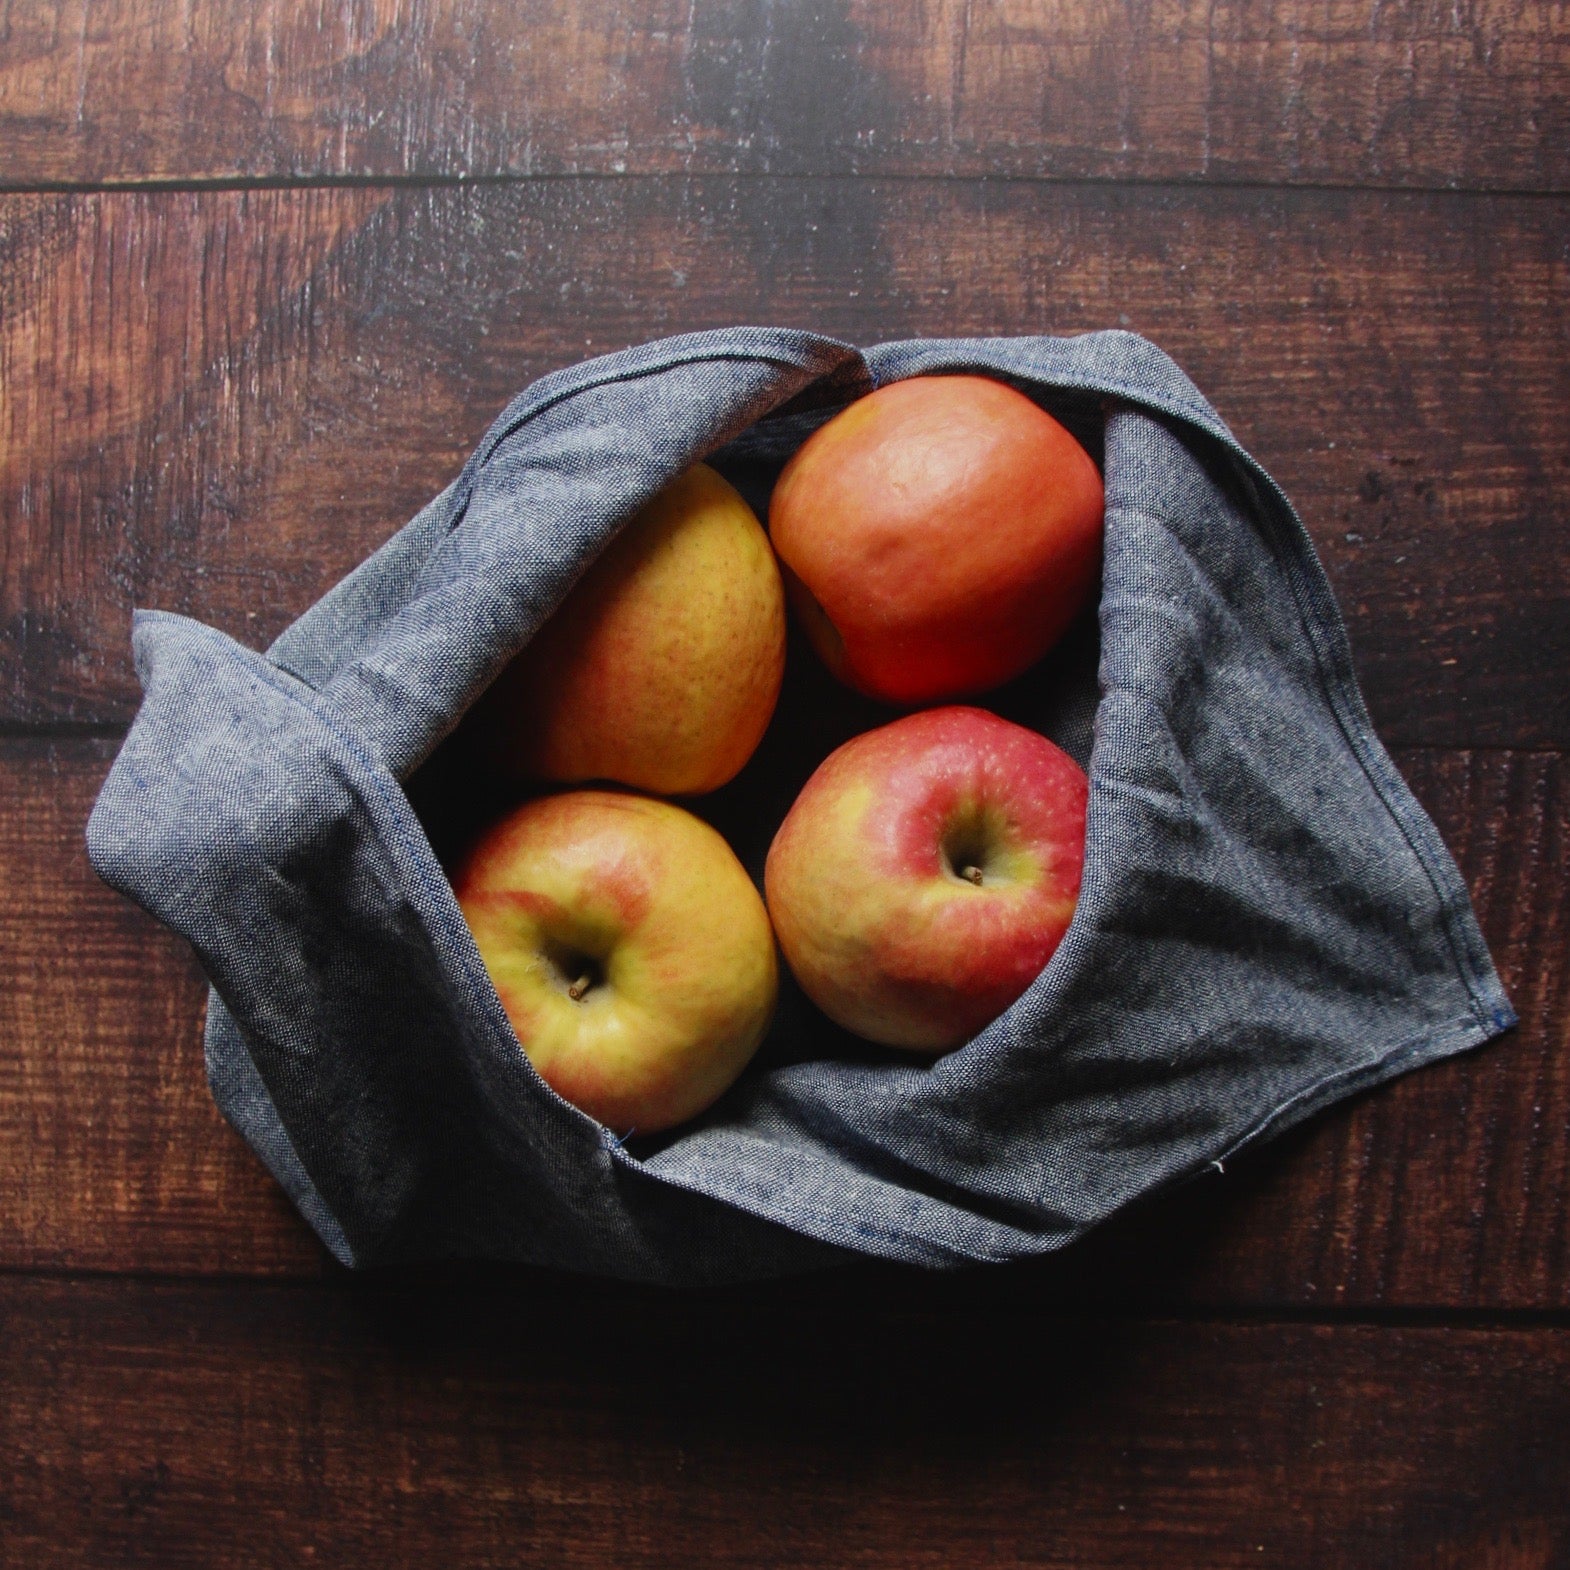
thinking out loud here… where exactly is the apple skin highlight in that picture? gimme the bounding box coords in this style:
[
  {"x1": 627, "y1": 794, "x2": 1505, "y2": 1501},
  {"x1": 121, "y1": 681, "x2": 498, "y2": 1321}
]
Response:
[
  {"x1": 455, "y1": 790, "x2": 777, "y2": 1133},
  {"x1": 471, "y1": 462, "x2": 786, "y2": 796},
  {"x1": 765, "y1": 707, "x2": 1087, "y2": 1052},
  {"x1": 768, "y1": 375, "x2": 1104, "y2": 706}
]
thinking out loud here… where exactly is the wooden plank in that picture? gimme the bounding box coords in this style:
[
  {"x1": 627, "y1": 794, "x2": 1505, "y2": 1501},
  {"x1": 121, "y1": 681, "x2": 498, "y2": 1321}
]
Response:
[
  {"x1": 0, "y1": 187, "x2": 394, "y2": 726},
  {"x1": 1, "y1": 0, "x2": 1565, "y2": 191},
  {"x1": 4, "y1": 736, "x2": 1564, "y2": 1305},
  {"x1": 3, "y1": 181, "x2": 1567, "y2": 745},
  {"x1": 2, "y1": 1275, "x2": 1567, "y2": 1568},
  {"x1": 0, "y1": 737, "x2": 327, "y2": 1277}
]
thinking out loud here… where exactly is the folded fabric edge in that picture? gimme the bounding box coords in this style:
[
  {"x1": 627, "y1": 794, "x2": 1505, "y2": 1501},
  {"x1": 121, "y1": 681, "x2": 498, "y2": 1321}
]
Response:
[
  {"x1": 204, "y1": 994, "x2": 358, "y2": 1268},
  {"x1": 83, "y1": 331, "x2": 1524, "y2": 1281},
  {"x1": 614, "y1": 1004, "x2": 1518, "y2": 1272}
]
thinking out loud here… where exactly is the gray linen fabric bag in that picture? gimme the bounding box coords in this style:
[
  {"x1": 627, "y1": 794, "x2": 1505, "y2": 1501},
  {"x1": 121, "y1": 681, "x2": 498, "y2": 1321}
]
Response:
[{"x1": 87, "y1": 328, "x2": 1516, "y2": 1283}]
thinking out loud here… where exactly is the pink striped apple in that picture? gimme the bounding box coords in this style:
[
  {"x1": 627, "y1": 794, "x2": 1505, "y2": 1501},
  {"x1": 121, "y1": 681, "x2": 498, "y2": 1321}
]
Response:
[{"x1": 765, "y1": 707, "x2": 1087, "y2": 1052}]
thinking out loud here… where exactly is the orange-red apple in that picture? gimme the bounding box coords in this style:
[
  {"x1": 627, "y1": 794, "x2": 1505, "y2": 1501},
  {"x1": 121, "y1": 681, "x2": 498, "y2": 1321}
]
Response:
[
  {"x1": 454, "y1": 790, "x2": 777, "y2": 1132},
  {"x1": 765, "y1": 707, "x2": 1086, "y2": 1052},
  {"x1": 769, "y1": 375, "x2": 1103, "y2": 705},
  {"x1": 472, "y1": 463, "x2": 785, "y2": 795}
]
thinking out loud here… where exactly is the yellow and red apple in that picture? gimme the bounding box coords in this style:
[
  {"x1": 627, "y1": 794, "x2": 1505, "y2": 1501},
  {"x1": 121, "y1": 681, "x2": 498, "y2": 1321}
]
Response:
[
  {"x1": 471, "y1": 462, "x2": 785, "y2": 796},
  {"x1": 454, "y1": 789, "x2": 777, "y2": 1133},
  {"x1": 765, "y1": 706, "x2": 1087, "y2": 1052},
  {"x1": 769, "y1": 375, "x2": 1103, "y2": 705}
]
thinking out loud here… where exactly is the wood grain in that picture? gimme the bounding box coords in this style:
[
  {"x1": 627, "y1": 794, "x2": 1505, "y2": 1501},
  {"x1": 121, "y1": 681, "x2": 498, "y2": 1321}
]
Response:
[
  {"x1": 4, "y1": 180, "x2": 1567, "y2": 744},
  {"x1": 2, "y1": 1275, "x2": 1567, "y2": 1568},
  {"x1": 3, "y1": 3, "x2": 1562, "y2": 1557},
  {"x1": 0, "y1": 737, "x2": 328, "y2": 1278},
  {"x1": 2, "y1": 0, "x2": 1566, "y2": 191},
  {"x1": 5, "y1": 737, "x2": 1563, "y2": 1305}
]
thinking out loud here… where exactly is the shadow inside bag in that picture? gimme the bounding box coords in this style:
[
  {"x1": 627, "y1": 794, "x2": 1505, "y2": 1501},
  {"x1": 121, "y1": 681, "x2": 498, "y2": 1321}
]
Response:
[{"x1": 408, "y1": 385, "x2": 1107, "y2": 1158}]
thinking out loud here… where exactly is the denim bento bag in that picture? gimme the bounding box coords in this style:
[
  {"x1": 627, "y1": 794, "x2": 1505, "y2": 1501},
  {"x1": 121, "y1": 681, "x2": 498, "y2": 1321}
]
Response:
[{"x1": 87, "y1": 328, "x2": 1515, "y2": 1283}]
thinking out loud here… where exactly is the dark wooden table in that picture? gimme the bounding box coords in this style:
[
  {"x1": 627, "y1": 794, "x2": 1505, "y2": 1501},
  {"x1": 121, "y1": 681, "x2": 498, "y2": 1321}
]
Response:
[{"x1": 3, "y1": 4, "x2": 1567, "y2": 1565}]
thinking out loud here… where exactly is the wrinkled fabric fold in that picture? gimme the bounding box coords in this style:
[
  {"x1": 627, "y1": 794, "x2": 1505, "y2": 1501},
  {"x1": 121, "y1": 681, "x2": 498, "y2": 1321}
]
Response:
[{"x1": 87, "y1": 328, "x2": 1514, "y2": 1283}]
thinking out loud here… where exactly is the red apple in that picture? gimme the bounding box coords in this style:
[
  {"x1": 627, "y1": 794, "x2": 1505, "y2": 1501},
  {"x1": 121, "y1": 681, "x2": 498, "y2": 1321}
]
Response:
[
  {"x1": 764, "y1": 707, "x2": 1087, "y2": 1052},
  {"x1": 769, "y1": 375, "x2": 1103, "y2": 705},
  {"x1": 454, "y1": 790, "x2": 777, "y2": 1132}
]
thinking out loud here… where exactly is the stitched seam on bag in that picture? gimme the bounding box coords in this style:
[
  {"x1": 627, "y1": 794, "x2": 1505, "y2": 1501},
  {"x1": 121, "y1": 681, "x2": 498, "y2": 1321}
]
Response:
[
  {"x1": 1084, "y1": 391, "x2": 1502, "y2": 1029},
  {"x1": 1211, "y1": 1008, "x2": 1507, "y2": 1171},
  {"x1": 1194, "y1": 465, "x2": 1504, "y2": 1028},
  {"x1": 1073, "y1": 471, "x2": 1500, "y2": 1029},
  {"x1": 865, "y1": 340, "x2": 1226, "y2": 433},
  {"x1": 1250, "y1": 500, "x2": 1497, "y2": 1020},
  {"x1": 449, "y1": 343, "x2": 864, "y2": 531},
  {"x1": 167, "y1": 617, "x2": 599, "y2": 1149}
]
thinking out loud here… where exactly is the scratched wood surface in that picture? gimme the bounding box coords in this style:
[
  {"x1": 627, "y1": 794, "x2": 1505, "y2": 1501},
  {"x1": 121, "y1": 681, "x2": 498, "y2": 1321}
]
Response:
[
  {"x1": 2, "y1": 2, "x2": 1567, "y2": 1565},
  {"x1": 3, "y1": 0, "x2": 1567, "y2": 189},
  {"x1": 5, "y1": 1277, "x2": 1569, "y2": 1569},
  {"x1": 4, "y1": 183, "x2": 1567, "y2": 741}
]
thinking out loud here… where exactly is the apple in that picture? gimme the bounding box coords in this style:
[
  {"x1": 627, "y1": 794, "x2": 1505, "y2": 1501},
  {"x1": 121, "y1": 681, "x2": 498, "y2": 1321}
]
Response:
[
  {"x1": 764, "y1": 706, "x2": 1087, "y2": 1052},
  {"x1": 470, "y1": 462, "x2": 785, "y2": 796},
  {"x1": 453, "y1": 789, "x2": 777, "y2": 1133},
  {"x1": 768, "y1": 375, "x2": 1103, "y2": 705}
]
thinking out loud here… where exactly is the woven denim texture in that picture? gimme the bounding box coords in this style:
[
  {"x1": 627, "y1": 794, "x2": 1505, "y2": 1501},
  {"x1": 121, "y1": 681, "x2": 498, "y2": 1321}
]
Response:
[{"x1": 86, "y1": 328, "x2": 1516, "y2": 1283}]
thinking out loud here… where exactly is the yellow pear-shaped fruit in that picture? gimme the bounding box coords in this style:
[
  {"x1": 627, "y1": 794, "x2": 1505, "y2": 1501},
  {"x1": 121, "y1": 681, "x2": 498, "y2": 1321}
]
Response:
[{"x1": 472, "y1": 464, "x2": 786, "y2": 796}]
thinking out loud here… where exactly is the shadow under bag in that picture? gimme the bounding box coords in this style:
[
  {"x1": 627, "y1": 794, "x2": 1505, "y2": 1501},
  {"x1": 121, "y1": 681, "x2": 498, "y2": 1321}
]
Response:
[{"x1": 87, "y1": 328, "x2": 1516, "y2": 1283}]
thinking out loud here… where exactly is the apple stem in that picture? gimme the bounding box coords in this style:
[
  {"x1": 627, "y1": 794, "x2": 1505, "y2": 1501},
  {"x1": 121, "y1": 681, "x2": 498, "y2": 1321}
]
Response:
[
  {"x1": 567, "y1": 973, "x2": 595, "y2": 1001},
  {"x1": 961, "y1": 865, "x2": 984, "y2": 886}
]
